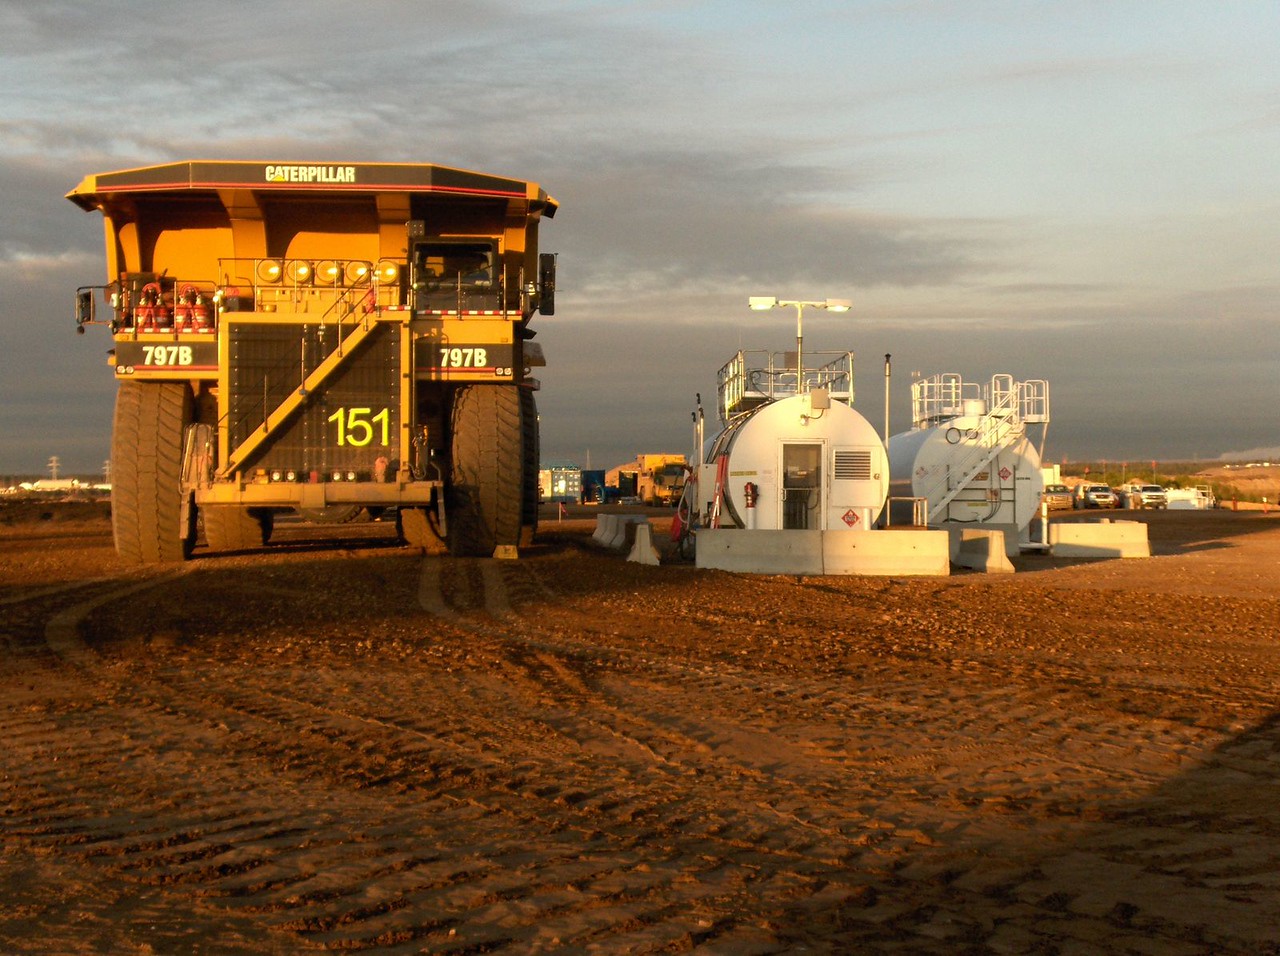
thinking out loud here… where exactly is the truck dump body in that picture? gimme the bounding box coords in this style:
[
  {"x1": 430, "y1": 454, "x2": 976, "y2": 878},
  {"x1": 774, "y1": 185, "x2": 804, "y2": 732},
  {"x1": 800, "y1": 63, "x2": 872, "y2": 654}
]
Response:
[{"x1": 70, "y1": 161, "x2": 557, "y2": 563}]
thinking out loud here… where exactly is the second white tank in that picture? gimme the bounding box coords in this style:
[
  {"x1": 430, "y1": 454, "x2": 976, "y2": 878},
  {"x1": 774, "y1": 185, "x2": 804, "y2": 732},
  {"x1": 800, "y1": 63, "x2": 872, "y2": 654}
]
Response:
[{"x1": 888, "y1": 416, "x2": 1045, "y2": 530}]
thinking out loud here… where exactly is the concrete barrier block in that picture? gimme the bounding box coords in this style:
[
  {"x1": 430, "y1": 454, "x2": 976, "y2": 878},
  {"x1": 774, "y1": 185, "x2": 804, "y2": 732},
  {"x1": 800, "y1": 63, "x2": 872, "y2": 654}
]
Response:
[
  {"x1": 950, "y1": 521, "x2": 1022, "y2": 557},
  {"x1": 593, "y1": 514, "x2": 615, "y2": 544},
  {"x1": 823, "y1": 529, "x2": 951, "y2": 576},
  {"x1": 696, "y1": 530, "x2": 824, "y2": 574},
  {"x1": 606, "y1": 516, "x2": 634, "y2": 549},
  {"x1": 599, "y1": 515, "x2": 648, "y2": 549},
  {"x1": 948, "y1": 528, "x2": 1015, "y2": 573},
  {"x1": 627, "y1": 521, "x2": 661, "y2": 565},
  {"x1": 1050, "y1": 519, "x2": 1150, "y2": 558},
  {"x1": 695, "y1": 529, "x2": 950, "y2": 576}
]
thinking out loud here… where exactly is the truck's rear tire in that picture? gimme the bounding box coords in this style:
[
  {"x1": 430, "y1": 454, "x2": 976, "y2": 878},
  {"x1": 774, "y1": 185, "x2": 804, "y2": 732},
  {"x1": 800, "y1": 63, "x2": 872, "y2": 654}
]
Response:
[
  {"x1": 298, "y1": 505, "x2": 368, "y2": 524},
  {"x1": 449, "y1": 385, "x2": 523, "y2": 557},
  {"x1": 111, "y1": 381, "x2": 196, "y2": 564},
  {"x1": 202, "y1": 506, "x2": 273, "y2": 552},
  {"x1": 520, "y1": 389, "x2": 539, "y2": 546}
]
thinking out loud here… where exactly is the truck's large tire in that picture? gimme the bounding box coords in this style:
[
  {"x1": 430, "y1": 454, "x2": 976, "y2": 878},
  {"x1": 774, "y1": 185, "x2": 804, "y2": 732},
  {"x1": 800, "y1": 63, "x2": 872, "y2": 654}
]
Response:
[
  {"x1": 520, "y1": 389, "x2": 540, "y2": 545},
  {"x1": 111, "y1": 381, "x2": 196, "y2": 564},
  {"x1": 202, "y1": 507, "x2": 273, "y2": 553},
  {"x1": 449, "y1": 385, "x2": 523, "y2": 557}
]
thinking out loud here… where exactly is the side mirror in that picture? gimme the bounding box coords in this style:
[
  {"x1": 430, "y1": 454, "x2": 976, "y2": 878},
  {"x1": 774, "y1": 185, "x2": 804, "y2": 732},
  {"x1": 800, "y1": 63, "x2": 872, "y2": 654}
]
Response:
[
  {"x1": 75, "y1": 289, "x2": 94, "y2": 328},
  {"x1": 538, "y1": 253, "x2": 556, "y2": 316}
]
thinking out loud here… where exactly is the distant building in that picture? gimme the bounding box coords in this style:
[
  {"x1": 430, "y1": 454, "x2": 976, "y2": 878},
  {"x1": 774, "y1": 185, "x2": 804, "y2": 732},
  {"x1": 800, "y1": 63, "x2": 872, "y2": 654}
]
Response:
[
  {"x1": 540, "y1": 462, "x2": 582, "y2": 504},
  {"x1": 20, "y1": 479, "x2": 85, "y2": 492},
  {"x1": 4, "y1": 478, "x2": 110, "y2": 498}
]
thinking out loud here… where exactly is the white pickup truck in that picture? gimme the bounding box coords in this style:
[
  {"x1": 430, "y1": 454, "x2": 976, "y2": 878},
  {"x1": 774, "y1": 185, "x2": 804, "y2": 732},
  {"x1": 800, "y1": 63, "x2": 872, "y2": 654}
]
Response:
[{"x1": 1119, "y1": 483, "x2": 1168, "y2": 509}]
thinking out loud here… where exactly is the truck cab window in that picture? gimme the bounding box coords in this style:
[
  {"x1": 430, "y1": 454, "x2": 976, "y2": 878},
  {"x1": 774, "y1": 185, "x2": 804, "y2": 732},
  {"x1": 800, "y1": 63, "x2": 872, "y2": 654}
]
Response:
[{"x1": 413, "y1": 242, "x2": 499, "y2": 312}]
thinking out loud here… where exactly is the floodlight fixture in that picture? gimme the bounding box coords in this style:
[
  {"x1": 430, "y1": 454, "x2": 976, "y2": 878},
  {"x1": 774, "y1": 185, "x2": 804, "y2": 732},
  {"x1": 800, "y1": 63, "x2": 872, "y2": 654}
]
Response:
[{"x1": 746, "y1": 295, "x2": 854, "y2": 392}]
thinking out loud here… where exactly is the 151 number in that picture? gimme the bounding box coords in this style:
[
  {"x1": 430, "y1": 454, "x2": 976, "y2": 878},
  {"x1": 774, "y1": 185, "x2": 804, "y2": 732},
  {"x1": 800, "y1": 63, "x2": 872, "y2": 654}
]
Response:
[{"x1": 327, "y1": 407, "x2": 390, "y2": 447}]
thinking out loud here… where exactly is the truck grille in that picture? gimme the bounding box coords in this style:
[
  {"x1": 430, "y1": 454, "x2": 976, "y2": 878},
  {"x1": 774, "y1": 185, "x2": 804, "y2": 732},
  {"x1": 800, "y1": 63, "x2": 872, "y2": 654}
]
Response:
[{"x1": 227, "y1": 323, "x2": 400, "y2": 474}]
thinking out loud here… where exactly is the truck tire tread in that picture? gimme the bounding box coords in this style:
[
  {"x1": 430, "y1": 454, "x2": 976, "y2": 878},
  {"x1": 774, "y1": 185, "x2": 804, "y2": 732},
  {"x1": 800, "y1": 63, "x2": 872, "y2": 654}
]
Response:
[
  {"x1": 111, "y1": 381, "x2": 195, "y2": 564},
  {"x1": 450, "y1": 385, "x2": 523, "y2": 557}
]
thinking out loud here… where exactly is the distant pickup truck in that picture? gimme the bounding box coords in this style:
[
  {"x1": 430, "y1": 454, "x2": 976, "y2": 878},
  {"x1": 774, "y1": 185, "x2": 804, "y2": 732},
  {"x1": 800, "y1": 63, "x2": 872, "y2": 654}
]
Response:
[
  {"x1": 1119, "y1": 483, "x2": 1168, "y2": 509},
  {"x1": 1076, "y1": 484, "x2": 1118, "y2": 509},
  {"x1": 1040, "y1": 483, "x2": 1074, "y2": 511}
]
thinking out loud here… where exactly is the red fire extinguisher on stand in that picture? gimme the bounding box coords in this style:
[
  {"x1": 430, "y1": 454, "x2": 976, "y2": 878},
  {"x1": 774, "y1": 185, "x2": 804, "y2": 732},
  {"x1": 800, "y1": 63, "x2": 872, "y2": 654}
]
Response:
[{"x1": 743, "y1": 481, "x2": 758, "y2": 530}]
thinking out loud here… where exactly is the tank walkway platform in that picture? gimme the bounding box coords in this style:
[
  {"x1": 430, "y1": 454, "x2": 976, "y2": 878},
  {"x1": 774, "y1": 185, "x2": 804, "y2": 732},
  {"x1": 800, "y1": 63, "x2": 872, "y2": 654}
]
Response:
[{"x1": 717, "y1": 350, "x2": 855, "y2": 423}]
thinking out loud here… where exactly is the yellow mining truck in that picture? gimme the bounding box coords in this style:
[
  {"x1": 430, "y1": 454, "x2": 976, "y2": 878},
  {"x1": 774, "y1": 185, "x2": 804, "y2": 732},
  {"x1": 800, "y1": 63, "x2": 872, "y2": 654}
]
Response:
[
  {"x1": 69, "y1": 160, "x2": 556, "y2": 562},
  {"x1": 610, "y1": 454, "x2": 688, "y2": 507}
]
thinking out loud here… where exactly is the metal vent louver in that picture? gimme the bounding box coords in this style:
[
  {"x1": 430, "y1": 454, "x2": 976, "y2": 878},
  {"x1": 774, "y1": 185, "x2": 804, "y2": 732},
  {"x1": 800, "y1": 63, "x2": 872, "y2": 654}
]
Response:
[{"x1": 834, "y1": 449, "x2": 873, "y2": 481}]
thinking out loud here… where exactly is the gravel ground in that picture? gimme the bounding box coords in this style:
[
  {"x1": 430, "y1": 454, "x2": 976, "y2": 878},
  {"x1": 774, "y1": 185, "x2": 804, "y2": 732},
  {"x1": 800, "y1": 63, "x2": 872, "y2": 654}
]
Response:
[{"x1": 2, "y1": 502, "x2": 1278, "y2": 954}]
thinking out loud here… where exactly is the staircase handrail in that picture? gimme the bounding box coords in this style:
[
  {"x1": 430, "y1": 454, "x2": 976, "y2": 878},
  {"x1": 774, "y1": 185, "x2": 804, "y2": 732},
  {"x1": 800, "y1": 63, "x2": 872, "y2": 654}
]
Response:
[{"x1": 916, "y1": 384, "x2": 1024, "y2": 519}]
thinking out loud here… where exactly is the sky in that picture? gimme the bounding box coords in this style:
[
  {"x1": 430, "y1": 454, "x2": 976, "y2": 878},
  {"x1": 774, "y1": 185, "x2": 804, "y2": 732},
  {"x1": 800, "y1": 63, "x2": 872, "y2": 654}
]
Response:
[{"x1": 1, "y1": 0, "x2": 1277, "y2": 477}]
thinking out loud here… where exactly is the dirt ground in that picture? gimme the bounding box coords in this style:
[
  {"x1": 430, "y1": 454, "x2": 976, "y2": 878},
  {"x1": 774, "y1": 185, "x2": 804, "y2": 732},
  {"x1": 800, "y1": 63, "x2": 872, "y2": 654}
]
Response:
[{"x1": 2, "y1": 502, "x2": 1279, "y2": 954}]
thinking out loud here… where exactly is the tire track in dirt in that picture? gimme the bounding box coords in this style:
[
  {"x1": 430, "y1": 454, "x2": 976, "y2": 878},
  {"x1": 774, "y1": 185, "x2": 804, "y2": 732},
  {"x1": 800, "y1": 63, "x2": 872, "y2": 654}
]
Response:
[
  {"x1": 423, "y1": 555, "x2": 1187, "y2": 817},
  {"x1": 2, "y1": 563, "x2": 762, "y2": 951},
  {"x1": 5, "y1": 559, "x2": 856, "y2": 950},
  {"x1": 0, "y1": 581, "x2": 330, "y2": 951},
  {"x1": 404, "y1": 549, "x2": 1280, "y2": 952},
  {"x1": 4, "y1": 532, "x2": 1278, "y2": 953}
]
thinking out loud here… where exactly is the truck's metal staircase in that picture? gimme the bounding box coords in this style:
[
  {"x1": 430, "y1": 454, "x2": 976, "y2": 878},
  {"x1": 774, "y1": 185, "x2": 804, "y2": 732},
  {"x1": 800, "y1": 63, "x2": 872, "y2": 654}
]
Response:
[{"x1": 910, "y1": 374, "x2": 1049, "y2": 523}]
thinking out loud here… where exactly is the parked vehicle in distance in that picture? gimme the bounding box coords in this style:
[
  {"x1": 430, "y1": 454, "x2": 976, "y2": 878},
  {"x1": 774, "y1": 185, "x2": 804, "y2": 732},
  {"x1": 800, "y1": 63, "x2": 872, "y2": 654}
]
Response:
[
  {"x1": 1040, "y1": 483, "x2": 1073, "y2": 511},
  {"x1": 1120, "y1": 483, "x2": 1168, "y2": 509},
  {"x1": 1075, "y1": 483, "x2": 1118, "y2": 509}
]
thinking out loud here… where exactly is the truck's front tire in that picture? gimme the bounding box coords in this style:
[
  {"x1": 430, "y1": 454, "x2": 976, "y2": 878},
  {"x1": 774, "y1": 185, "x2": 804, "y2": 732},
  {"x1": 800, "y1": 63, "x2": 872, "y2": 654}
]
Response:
[
  {"x1": 449, "y1": 385, "x2": 523, "y2": 557},
  {"x1": 111, "y1": 381, "x2": 197, "y2": 564}
]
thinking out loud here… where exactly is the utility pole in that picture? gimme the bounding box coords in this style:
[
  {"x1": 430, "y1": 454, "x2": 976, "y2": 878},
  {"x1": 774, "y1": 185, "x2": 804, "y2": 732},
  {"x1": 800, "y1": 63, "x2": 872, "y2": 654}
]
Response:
[{"x1": 48, "y1": 456, "x2": 60, "y2": 481}]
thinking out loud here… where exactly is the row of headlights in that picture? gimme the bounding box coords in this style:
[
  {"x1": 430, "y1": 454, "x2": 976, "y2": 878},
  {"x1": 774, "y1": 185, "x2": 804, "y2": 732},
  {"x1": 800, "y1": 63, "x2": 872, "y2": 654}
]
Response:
[
  {"x1": 269, "y1": 469, "x2": 361, "y2": 482},
  {"x1": 254, "y1": 258, "x2": 401, "y2": 287}
]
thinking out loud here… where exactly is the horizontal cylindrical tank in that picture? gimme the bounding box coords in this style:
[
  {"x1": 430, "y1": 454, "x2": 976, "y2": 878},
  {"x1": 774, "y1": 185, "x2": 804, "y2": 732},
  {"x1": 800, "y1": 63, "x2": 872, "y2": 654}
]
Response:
[
  {"x1": 889, "y1": 415, "x2": 1044, "y2": 530},
  {"x1": 701, "y1": 393, "x2": 889, "y2": 531}
]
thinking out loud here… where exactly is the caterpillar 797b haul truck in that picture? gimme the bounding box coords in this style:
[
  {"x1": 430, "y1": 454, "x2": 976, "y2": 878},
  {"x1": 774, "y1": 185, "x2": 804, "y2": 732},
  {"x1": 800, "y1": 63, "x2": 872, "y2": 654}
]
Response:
[{"x1": 69, "y1": 160, "x2": 557, "y2": 562}]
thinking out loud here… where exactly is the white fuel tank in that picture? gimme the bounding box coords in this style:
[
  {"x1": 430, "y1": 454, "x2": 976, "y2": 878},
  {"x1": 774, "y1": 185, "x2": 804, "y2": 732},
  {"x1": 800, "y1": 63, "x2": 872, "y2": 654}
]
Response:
[
  {"x1": 888, "y1": 416, "x2": 1044, "y2": 530},
  {"x1": 701, "y1": 393, "x2": 888, "y2": 531}
]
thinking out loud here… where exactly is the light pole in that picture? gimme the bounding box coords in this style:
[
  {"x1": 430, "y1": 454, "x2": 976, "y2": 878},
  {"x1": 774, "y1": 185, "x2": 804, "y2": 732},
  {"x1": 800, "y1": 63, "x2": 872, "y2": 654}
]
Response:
[
  {"x1": 747, "y1": 296, "x2": 851, "y2": 393},
  {"x1": 883, "y1": 353, "x2": 891, "y2": 445}
]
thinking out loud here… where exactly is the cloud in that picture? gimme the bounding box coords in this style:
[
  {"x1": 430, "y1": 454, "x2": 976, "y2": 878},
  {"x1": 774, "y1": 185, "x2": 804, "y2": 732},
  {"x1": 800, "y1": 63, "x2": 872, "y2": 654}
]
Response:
[
  {"x1": 1, "y1": 0, "x2": 1278, "y2": 474},
  {"x1": 1218, "y1": 447, "x2": 1280, "y2": 462}
]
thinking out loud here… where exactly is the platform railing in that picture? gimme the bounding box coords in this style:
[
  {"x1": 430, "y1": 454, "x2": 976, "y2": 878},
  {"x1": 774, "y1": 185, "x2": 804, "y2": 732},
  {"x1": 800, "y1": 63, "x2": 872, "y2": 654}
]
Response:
[{"x1": 717, "y1": 349, "x2": 855, "y2": 423}]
